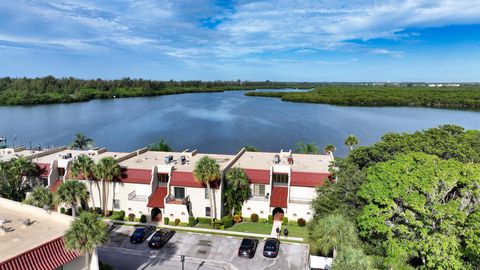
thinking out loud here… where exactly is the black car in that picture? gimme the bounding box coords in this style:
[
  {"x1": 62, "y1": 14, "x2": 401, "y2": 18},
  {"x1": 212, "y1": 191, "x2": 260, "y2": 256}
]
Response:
[
  {"x1": 129, "y1": 226, "x2": 156, "y2": 244},
  {"x1": 148, "y1": 229, "x2": 175, "y2": 249},
  {"x1": 238, "y1": 238, "x2": 259, "y2": 258},
  {"x1": 263, "y1": 238, "x2": 280, "y2": 258}
]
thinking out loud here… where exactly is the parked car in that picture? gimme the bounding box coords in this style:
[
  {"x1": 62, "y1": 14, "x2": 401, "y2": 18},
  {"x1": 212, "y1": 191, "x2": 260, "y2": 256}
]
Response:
[
  {"x1": 238, "y1": 238, "x2": 259, "y2": 258},
  {"x1": 129, "y1": 226, "x2": 156, "y2": 244},
  {"x1": 148, "y1": 229, "x2": 175, "y2": 249},
  {"x1": 263, "y1": 238, "x2": 280, "y2": 258}
]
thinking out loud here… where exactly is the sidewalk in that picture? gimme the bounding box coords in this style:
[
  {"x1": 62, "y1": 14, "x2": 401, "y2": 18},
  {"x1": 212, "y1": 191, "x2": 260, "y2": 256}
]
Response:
[{"x1": 106, "y1": 219, "x2": 304, "y2": 242}]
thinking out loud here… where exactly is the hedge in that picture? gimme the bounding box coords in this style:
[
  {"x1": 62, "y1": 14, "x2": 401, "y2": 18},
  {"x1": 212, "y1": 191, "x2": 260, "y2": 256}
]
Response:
[
  {"x1": 297, "y1": 218, "x2": 306, "y2": 227},
  {"x1": 188, "y1": 216, "x2": 197, "y2": 227},
  {"x1": 164, "y1": 217, "x2": 170, "y2": 225},
  {"x1": 222, "y1": 216, "x2": 234, "y2": 228},
  {"x1": 197, "y1": 217, "x2": 212, "y2": 224},
  {"x1": 110, "y1": 210, "x2": 125, "y2": 221},
  {"x1": 282, "y1": 217, "x2": 288, "y2": 225},
  {"x1": 140, "y1": 214, "x2": 147, "y2": 223},
  {"x1": 268, "y1": 215, "x2": 273, "y2": 224}
]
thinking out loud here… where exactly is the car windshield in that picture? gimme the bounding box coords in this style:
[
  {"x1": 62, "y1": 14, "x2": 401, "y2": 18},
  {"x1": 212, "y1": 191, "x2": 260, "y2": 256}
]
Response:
[
  {"x1": 264, "y1": 241, "x2": 277, "y2": 251},
  {"x1": 133, "y1": 229, "x2": 145, "y2": 236},
  {"x1": 241, "y1": 239, "x2": 253, "y2": 247}
]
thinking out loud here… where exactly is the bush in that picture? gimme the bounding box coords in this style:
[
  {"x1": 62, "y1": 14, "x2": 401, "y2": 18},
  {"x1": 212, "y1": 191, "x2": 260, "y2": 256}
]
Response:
[
  {"x1": 179, "y1": 222, "x2": 189, "y2": 227},
  {"x1": 164, "y1": 217, "x2": 169, "y2": 225},
  {"x1": 105, "y1": 210, "x2": 113, "y2": 217},
  {"x1": 222, "y1": 216, "x2": 234, "y2": 229},
  {"x1": 250, "y1": 213, "x2": 259, "y2": 222},
  {"x1": 220, "y1": 225, "x2": 225, "y2": 230},
  {"x1": 282, "y1": 217, "x2": 288, "y2": 225},
  {"x1": 188, "y1": 216, "x2": 197, "y2": 227},
  {"x1": 128, "y1": 213, "x2": 136, "y2": 221},
  {"x1": 197, "y1": 217, "x2": 212, "y2": 224},
  {"x1": 258, "y1": 218, "x2": 267, "y2": 223},
  {"x1": 297, "y1": 218, "x2": 306, "y2": 227},
  {"x1": 140, "y1": 214, "x2": 147, "y2": 223},
  {"x1": 89, "y1": 207, "x2": 103, "y2": 215},
  {"x1": 110, "y1": 210, "x2": 125, "y2": 221},
  {"x1": 212, "y1": 219, "x2": 223, "y2": 229},
  {"x1": 175, "y1": 218, "x2": 180, "y2": 226},
  {"x1": 233, "y1": 214, "x2": 242, "y2": 223},
  {"x1": 60, "y1": 207, "x2": 65, "y2": 214},
  {"x1": 268, "y1": 215, "x2": 273, "y2": 224}
]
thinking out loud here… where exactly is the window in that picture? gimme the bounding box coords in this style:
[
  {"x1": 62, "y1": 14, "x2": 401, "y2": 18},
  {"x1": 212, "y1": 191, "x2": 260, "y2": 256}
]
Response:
[
  {"x1": 158, "y1": 173, "x2": 169, "y2": 183},
  {"x1": 174, "y1": 187, "x2": 185, "y2": 199},
  {"x1": 253, "y1": 184, "x2": 265, "y2": 197},
  {"x1": 272, "y1": 173, "x2": 289, "y2": 184},
  {"x1": 205, "y1": 207, "x2": 211, "y2": 217},
  {"x1": 205, "y1": 188, "x2": 209, "y2": 199},
  {"x1": 113, "y1": 199, "x2": 120, "y2": 209}
]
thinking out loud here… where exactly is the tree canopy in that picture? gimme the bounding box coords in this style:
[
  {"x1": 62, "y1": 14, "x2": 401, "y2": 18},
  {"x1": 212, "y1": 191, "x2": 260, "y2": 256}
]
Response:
[
  {"x1": 224, "y1": 167, "x2": 250, "y2": 215},
  {"x1": 148, "y1": 139, "x2": 172, "y2": 152}
]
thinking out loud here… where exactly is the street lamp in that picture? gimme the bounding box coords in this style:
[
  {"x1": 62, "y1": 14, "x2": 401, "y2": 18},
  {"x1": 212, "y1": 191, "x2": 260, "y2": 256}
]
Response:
[{"x1": 181, "y1": 255, "x2": 185, "y2": 270}]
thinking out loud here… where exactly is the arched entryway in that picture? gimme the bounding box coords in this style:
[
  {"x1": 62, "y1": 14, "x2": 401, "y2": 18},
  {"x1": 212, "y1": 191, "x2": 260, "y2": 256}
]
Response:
[
  {"x1": 151, "y1": 207, "x2": 162, "y2": 222},
  {"x1": 272, "y1": 207, "x2": 284, "y2": 221}
]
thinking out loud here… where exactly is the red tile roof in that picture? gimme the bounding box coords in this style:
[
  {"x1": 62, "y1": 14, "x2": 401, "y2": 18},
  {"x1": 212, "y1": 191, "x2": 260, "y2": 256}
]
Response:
[
  {"x1": 270, "y1": 186, "x2": 288, "y2": 208},
  {"x1": 147, "y1": 186, "x2": 168, "y2": 208},
  {"x1": 0, "y1": 236, "x2": 81, "y2": 270},
  {"x1": 120, "y1": 168, "x2": 152, "y2": 184},
  {"x1": 36, "y1": 163, "x2": 50, "y2": 177},
  {"x1": 170, "y1": 171, "x2": 220, "y2": 189},
  {"x1": 50, "y1": 180, "x2": 63, "y2": 192},
  {"x1": 290, "y1": 172, "x2": 330, "y2": 187},
  {"x1": 244, "y1": 169, "x2": 270, "y2": 184}
]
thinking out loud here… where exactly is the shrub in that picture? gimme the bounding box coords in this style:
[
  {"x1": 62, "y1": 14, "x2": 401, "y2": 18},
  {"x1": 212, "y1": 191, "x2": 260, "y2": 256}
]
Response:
[
  {"x1": 222, "y1": 216, "x2": 234, "y2": 229},
  {"x1": 110, "y1": 210, "x2": 125, "y2": 221},
  {"x1": 282, "y1": 217, "x2": 288, "y2": 225},
  {"x1": 188, "y1": 216, "x2": 197, "y2": 227},
  {"x1": 258, "y1": 218, "x2": 267, "y2": 223},
  {"x1": 105, "y1": 210, "x2": 113, "y2": 217},
  {"x1": 220, "y1": 225, "x2": 225, "y2": 230},
  {"x1": 250, "y1": 213, "x2": 259, "y2": 222},
  {"x1": 175, "y1": 218, "x2": 180, "y2": 226},
  {"x1": 197, "y1": 217, "x2": 212, "y2": 224},
  {"x1": 297, "y1": 218, "x2": 306, "y2": 227},
  {"x1": 128, "y1": 213, "x2": 136, "y2": 221},
  {"x1": 233, "y1": 214, "x2": 242, "y2": 223},
  {"x1": 60, "y1": 207, "x2": 65, "y2": 214},
  {"x1": 268, "y1": 215, "x2": 273, "y2": 224},
  {"x1": 140, "y1": 214, "x2": 147, "y2": 223},
  {"x1": 164, "y1": 217, "x2": 169, "y2": 225},
  {"x1": 212, "y1": 219, "x2": 223, "y2": 229},
  {"x1": 179, "y1": 222, "x2": 189, "y2": 227}
]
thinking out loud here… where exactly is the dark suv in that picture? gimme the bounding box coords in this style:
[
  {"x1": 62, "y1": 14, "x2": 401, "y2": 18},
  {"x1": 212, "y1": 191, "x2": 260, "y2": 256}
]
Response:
[
  {"x1": 129, "y1": 226, "x2": 156, "y2": 244},
  {"x1": 263, "y1": 238, "x2": 280, "y2": 258},
  {"x1": 238, "y1": 238, "x2": 259, "y2": 258},
  {"x1": 148, "y1": 229, "x2": 175, "y2": 249}
]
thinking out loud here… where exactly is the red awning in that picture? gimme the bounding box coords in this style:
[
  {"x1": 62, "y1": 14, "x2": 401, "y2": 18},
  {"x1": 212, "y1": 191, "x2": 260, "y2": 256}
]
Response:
[
  {"x1": 120, "y1": 168, "x2": 152, "y2": 184},
  {"x1": 147, "y1": 186, "x2": 168, "y2": 208},
  {"x1": 244, "y1": 169, "x2": 270, "y2": 184},
  {"x1": 270, "y1": 186, "x2": 288, "y2": 208},
  {"x1": 0, "y1": 237, "x2": 81, "y2": 270},
  {"x1": 49, "y1": 180, "x2": 63, "y2": 192},
  {"x1": 290, "y1": 172, "x2": 330, "y2": 187}
]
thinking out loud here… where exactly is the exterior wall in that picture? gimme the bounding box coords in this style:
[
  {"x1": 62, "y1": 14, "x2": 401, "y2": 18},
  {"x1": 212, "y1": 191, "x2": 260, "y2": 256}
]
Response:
[
  {"x1": 107, "y1": 182, "x2": 149, "y2": 217},
  {"x1": 241, "y1": 183, "x2": 272, "y2": 219},
  {"x1": 164, "y1": 203, "x2": 189, "y2": 223},
  {"x1": 167, "y1": 186, "x2": 222, "y2": 220},
  {"x1": 289, "y1": 186, "x2": 316, "y2": 201},
  {"x1": 62, "y1": 249, "x2": 99, "y2": 270},
  {"x1": 286, "y1": 202, "x2": 314, "y2": 221},
  {"x1": 47, "y1": 160, "x2": 59, "y2": 187}
]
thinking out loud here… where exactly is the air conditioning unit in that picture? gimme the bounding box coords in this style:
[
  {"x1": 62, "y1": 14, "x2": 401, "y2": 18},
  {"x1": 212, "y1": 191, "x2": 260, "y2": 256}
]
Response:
[
  {"x1": 273, "y1": 155, "x2": 280, "y2": 164},
  {"x1": 164, "y1": 155, "x2": 173, "y2": 164}
]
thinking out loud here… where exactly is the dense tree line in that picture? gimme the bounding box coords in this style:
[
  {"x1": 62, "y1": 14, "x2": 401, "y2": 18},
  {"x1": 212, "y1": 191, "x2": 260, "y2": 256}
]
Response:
[
  {"x1": 0, "y1": 76, "x2": 315, "y2": 105},
  {"x1": 311, "y1": 125, "x2": 480, "y2": 269},
  {"x1": 245, "y1": 85, "x2": 480, "y2": 110}
]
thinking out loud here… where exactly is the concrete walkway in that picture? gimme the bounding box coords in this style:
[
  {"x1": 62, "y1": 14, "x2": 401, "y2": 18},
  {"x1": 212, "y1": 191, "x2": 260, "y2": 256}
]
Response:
[
  {"x1": 271, "y1": 220, "x2": 282, "y2": 238},
  {"x1": 106, "y1": 219, "x2": 303, "y2": 242}
]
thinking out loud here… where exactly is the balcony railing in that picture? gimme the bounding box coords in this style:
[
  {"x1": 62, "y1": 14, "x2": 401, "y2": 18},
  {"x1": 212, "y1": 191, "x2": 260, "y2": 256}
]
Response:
[
  {"x1": 166, "y1": 195, "x2": 190, "y2": 205},
  {"x1": 128, "y1": 191, "x2": 148, "y2": 202},
  {"x1": 289, "y1": 197, "x2": 312, "y2": 204}
]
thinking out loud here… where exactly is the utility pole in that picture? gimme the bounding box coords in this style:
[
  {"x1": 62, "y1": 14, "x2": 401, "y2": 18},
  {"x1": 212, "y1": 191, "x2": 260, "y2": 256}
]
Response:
[{"x1": 181, "y1": 255, "x2": 185, "y2": 270}]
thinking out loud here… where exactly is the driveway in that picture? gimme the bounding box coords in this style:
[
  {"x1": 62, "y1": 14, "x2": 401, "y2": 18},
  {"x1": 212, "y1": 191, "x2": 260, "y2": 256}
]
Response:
[{"x1": 98, "y1": 226, "x2": 309, "y2": 270}]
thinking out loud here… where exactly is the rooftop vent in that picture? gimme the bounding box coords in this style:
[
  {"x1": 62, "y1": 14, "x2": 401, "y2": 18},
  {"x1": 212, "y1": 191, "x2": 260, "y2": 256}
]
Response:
[
  {"x1": 273, "y1": 154, "x2": 280, "y2": 164},
  {"x1": 62, "y1": 153, "x2": 72, "y2": 159},
  {"x1": 164, "y1": 155, "x2": 173, "y2": 164},
  {"x1": 180, "y1": 155, "x2": 186, "y2": 165}
]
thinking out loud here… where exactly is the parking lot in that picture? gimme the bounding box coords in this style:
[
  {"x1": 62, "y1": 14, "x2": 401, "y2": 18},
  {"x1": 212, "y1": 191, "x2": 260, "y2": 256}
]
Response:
[{"x1": 98, "y1": 226, "x2": 309, "y2": 270}]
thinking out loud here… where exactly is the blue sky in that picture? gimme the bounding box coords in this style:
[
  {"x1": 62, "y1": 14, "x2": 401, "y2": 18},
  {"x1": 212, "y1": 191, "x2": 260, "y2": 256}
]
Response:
[{"x1": 0, "y1": 0, "x2": 479, "y2": 82}]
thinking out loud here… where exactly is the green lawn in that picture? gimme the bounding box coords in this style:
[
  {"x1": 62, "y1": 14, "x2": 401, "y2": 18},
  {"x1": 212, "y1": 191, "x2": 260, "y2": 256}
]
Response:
[
  {"x1": 226, "y1": 222, "x2": 272, "y2": 235},
  {"x1": 195, "y1": 223, "x2": 214, "y2": 229},
  {"x1": 284, "y1": 225, "x2": 308, "y2": 239}
]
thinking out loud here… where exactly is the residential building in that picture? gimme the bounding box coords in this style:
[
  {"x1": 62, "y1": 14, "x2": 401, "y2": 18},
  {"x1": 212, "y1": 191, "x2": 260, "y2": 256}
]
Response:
[{"x1": 0, "y1": 197, "x2": 96, "y2": 270}]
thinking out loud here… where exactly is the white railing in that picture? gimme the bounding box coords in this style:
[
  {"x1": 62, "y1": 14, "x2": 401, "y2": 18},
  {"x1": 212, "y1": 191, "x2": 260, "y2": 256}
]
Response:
[
  {"x1": 289, "y1": 197, "x2": 312, "y2": 204},
  {"x1": 128, "y1": 191, "x2": 148, "y2": 202}
]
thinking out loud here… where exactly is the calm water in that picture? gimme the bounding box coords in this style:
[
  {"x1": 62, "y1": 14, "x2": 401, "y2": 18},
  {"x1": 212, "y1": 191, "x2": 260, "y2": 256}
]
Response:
[{"x1": 1, "y1": 89, "x2": 480, "y2": 157}]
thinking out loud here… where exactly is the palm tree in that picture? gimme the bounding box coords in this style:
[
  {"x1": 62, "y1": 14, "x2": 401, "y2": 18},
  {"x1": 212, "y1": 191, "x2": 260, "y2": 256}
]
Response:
[
  {"x1": 71, "y1": 155, "x2": 96, "y2": 208},
  {"x1": 309, "y1": 213, "x2": 358, "y2": 258},
  {"x1": 56, "y1": 180, "x2": 88, "y2": 217},
  {"x1": 224, "y1": 167, "x2": 249, "y2": 215},
  {"x1": 324, "y1": 144, "x2": 336, "y2": 154},
  {"x1": 64, "y1": 211, "x2": 108, "y2": 270},
  {"x1": 93, "y1": 157, "x2": 121, "y2": 215},
  {"x1": 0, "y1": 157, "x2": 38, "y2": 201},
  {"x1": 193, "y1": 156, "x2": 221, "y2": 222},
  {"x1": 344, "y1": 135, "x2": 359, "y2": 151},
  {"x1": 296, "y1": 142, "x2": 320, "y2": 154},
  {"x1": 71, "y1": 133, "x2": 94, "y2": 150},
  {"x1": 23, "y1": 186, "x2": 53, "y2": 208}
]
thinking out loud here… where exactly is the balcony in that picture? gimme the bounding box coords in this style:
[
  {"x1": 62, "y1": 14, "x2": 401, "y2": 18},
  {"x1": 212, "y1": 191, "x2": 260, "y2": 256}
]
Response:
[
  {"x1": 289, "y1": 197, "x2": 312, "y2": 205},
  {"x1": 128, "y1": 191, "x2": 148, "y2": 202},
  {"x1": 166, "y1": 195, "x2": 190, "y2": 205}
]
